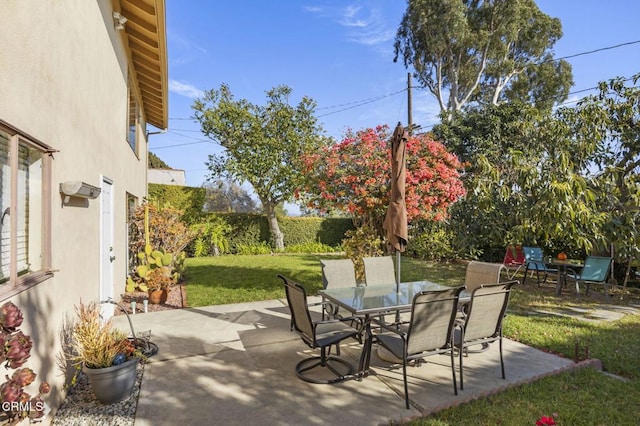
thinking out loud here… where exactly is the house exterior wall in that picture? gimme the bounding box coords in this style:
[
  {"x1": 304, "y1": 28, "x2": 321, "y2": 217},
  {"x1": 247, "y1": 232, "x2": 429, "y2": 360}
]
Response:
[
  {"x1": 0, "y1": 0, "x2": 156, "y2": 417},
  {"x1": 148, "y1": 168, "x2": 187, "y2": 186}
]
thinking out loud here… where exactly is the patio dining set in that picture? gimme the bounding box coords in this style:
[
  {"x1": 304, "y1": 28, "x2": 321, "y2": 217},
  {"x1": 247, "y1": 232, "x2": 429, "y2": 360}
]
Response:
[
  {"x1": 502, "y1": 244, "x2": 614, "y2": 299},
  {"x1": 278, "y1": 249, "x2": 615, "y2": 409},
  {"x1": 278, "y1": 256, "x2": 517, "y2": 409}
]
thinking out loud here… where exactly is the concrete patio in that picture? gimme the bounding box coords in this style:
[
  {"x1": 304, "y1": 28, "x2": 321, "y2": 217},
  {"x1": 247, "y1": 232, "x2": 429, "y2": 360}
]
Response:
[{"x1": 113, "y1": 298, "x2": 583, "y2": 425}]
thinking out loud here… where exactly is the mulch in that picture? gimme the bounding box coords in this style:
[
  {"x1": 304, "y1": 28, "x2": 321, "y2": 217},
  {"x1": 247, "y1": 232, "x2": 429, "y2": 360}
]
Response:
[{"x1": 115, "y1": 283, "x2": 188, "y2": 316}]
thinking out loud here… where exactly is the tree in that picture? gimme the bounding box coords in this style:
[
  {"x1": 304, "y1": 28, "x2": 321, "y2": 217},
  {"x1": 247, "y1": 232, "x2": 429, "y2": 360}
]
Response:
[
  {"x1": 433, "y1": 101, "x2": 605, "y2": 258},
  {"x1": 202, "y1": 180, "x2": 260, "y2": 213},
  {"x1": 192, "y1": 84, "x2": 328, "y2": 250},
  {"x1": 557, "y1": 75, "x2": 640, "y2": 289},
  {"x1": 298, "y1": 125, "x2": 465, "y2": 239},
  {"x1": 148, "y1": 152, "x2": 171, "y2": 169},
  {"x1": 394, "y1": 0, "x2": 573, "y2": 117}
]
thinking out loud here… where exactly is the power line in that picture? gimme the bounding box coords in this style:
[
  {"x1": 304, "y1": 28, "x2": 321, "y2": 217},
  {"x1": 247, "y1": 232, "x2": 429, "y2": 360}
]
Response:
[
  {"x1": 150, "y1": 140, "x2": 211, "y2": 150},
  {"x1": 546, "y1": 39, "x2": 640, "y2": 63},
  {"x1": 317, "y1": 89, "x2": 407, "y2": 118},
  {"x1": 164, "y1": 40, "x2": 640, "y2": 125}
]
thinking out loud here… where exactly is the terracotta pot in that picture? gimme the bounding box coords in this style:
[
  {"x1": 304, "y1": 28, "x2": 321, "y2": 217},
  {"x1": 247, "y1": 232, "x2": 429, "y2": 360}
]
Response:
[{"x1": 147, "y1": 289, "x2": 168, "y2": 304}]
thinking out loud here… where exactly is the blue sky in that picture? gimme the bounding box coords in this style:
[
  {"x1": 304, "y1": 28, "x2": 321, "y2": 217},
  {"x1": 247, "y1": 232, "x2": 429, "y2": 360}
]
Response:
[{"x1": 151, "y1": 0, "x2": 640, "y2": 197}]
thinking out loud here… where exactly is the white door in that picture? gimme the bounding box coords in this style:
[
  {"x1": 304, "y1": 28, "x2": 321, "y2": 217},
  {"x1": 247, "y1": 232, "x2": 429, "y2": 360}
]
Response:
[{"x1": 100, "y1": 177, "x2": 115, "y2": 318}]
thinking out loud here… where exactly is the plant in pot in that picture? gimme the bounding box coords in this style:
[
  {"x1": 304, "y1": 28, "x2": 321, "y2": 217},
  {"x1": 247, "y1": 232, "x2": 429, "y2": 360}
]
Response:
[
  {"x1": 144, "y1": 267, "x2": 174, "y2": 304},
  {"x1": 69, "y1": 301, "x2": 144, "y2": 404}
]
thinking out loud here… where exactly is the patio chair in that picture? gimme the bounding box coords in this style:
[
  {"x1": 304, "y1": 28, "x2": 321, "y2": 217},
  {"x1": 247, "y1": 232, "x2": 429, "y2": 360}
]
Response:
[
  {"x1": 278, "y1": 274, "x2": 361, "y2": 384},
  {"x1": 454, "y1": 281, "x2": 518, "y2": 390},
  {"x1": 522, "y1": 247, "x2": 557, "y2": 287},
  {"x1": 502, "y1": 244, "x2": 525, "y2": 280},
  {"x1": 374, "y1": 286, "x2": 465, "y2": 409},
  {"x1": 320, "y1": 259, "x2": 357, "y2": 319},
  {"x1": 362, "y1": 256, "x2": 396, "y2": 286},
  {"x1": 464, "y1": 261, "x2": 505, "y2": 293},
  {"x1": 565, "y1": 256, "x2": 613, "y2": 300},
  {"x1": 460, "y1": 261, "x2": 505, "y2": 319},
  {"x1": 363, "y1": 256, "x2": 401, "y2": 325}
]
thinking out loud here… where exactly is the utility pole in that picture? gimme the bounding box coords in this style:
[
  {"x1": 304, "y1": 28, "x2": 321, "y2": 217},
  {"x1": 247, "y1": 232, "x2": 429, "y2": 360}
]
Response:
[{"x1": 407, "y1": 73, "x2": 413, "y2": 135}]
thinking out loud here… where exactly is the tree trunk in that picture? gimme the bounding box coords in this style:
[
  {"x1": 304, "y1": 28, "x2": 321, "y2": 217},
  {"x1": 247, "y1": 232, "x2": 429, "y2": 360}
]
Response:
[{"x1": 263, "y1": 203, "x2": 284, "y2": 251}]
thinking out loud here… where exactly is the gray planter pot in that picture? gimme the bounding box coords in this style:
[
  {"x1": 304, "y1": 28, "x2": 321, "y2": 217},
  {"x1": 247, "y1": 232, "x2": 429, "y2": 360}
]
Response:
[{"x1": 83, "y1": 357, "x2": 140, "y2": 404}]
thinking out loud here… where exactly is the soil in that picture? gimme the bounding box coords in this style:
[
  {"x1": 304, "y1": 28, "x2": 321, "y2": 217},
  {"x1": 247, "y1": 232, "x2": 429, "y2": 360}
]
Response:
[{"x1": 114, "y1": 283, "x2": 187, "y2": 316}]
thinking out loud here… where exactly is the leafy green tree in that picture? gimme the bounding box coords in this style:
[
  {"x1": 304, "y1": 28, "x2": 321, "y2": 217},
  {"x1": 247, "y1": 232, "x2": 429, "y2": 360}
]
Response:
[
  {"x1": 202, "y1": 180, "x2": 259, "y2": 213},
  {"x1": 148, "y1": 152, "x2": 171, "y2": 169},
  {"x1": 434, "y1": 102, "x2": 603, "y2": 257},
  {"x1": 394, "y1": 0, "x2": 573, "y2": 117},
  {"x1": 192, "y1": 84, "x2": 327, "y2": 250},
  {"x1": 556, "y1": 75, "x2": 640, "y2": 287}
]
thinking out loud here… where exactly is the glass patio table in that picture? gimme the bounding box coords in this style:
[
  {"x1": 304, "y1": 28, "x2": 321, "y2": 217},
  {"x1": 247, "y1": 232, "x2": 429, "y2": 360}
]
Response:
[{"x1": 319, "y1": 280, "x2": 467, "y2": 378}]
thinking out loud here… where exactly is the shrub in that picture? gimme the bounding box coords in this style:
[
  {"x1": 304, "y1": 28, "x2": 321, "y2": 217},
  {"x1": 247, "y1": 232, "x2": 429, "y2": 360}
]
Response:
[
  {"x1": 342, "y1": 224, "x2": 383, "y2": 282},
  {"x1": 284, "y1": 241, "x2": 337, "y2": 254},
  {"x1": 190, "y1": 215, "x2": 232, "y2": 257},
  {"x1": 235, "y1": 242, "x2": 272, "y2": 255},
  {"x1": 409, "y1": 223, "x2": 456, "y2": 261}
]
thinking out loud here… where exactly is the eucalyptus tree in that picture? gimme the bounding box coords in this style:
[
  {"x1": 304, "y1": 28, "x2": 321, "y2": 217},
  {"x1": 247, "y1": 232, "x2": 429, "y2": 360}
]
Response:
[
  {"x1": 193, "y1": 84, "x2": 328, "y2": 250},
  {"x1": 394, "y1": 0, "x2": 573, "y2": 118}
]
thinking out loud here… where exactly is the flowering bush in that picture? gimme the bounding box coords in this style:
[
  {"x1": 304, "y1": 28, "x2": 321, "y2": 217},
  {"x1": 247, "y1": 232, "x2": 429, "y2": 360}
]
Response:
[
  {"x1": 298, "y1": 125, "x2": 465, "y2": 228},
  {"x1": 0, "y1": 302, "x2": 50, "y2": 423}
]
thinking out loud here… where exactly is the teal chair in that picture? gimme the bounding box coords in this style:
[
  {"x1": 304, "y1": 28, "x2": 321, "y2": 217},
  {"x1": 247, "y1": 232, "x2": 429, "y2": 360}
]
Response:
[
  {"x1": 565, "y1": 256, "x2": 613, "y2": 300},
  {"x1": 522, "y1": 247, "x2": 557, "y2": 287}
]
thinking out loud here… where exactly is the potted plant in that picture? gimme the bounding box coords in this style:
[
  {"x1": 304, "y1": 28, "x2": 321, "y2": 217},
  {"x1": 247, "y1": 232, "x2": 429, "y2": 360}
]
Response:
[
  {"x1": 70, "y1": 301, "x2": 144, "y2": 404},
  {"x1": 145, "y1": 267, "x2": 174, "y2": 304}
]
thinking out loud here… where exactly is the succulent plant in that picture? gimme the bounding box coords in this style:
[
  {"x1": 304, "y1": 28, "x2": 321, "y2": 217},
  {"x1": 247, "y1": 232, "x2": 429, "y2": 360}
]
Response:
[
  {"x1": 0, "y1": 302, "x2": 49, "y2": 423},
  {"x1": 11, "y1": 368, "x2": 37, "y2": 387},
  {"x1": 4, "y1": 331, "x2": 32, "y2": 369},
  {"x1": 0, "y1": 301, "x2": 24, "y2": 331}
]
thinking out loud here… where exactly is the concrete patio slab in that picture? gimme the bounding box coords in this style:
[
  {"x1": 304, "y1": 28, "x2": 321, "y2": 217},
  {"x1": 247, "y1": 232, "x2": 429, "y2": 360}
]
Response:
[{"x1": 113, "y1": 299, "x2": 579, "y2": 425}]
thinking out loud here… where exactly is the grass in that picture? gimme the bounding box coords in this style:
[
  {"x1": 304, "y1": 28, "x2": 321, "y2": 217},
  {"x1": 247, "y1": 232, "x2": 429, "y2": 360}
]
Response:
[{"x1": 183, "y1": 254, "x2": 640, "y2": 424}]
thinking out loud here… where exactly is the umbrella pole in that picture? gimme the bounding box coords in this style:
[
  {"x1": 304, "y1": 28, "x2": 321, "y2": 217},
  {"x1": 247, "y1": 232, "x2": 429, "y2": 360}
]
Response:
[
  {"x1": 396, "y1": 251, "x2": 401, "y2": 293},
  {"x1": 395, "y1": 251, "x2": 401, "y2": 325}
]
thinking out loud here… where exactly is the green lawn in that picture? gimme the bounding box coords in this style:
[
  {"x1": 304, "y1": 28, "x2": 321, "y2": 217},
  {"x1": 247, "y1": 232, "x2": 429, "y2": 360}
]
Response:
[{"x1": 183, "y1": 254, "x2": 640, "y2": 425}]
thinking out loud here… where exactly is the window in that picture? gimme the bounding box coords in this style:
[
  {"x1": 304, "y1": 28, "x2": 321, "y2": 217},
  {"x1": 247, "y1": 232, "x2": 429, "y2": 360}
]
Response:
[
  {"x1": 127, "y1": 88, "x2": 138, "y2": 153},
  {"x1": 0, "y1": 121, "x2": 52, "y2": 296},
  {"x1": 127, "y1": 76, "x2": 142, "y2": 155}
]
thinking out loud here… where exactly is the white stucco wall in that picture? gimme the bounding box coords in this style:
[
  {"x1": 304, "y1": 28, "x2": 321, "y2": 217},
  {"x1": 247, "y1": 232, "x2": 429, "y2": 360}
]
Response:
[
  {"x1": 148, "y1": 168, "x2": 187, "y2": 186},
  {"x1": 0, "y1": 0, "x2": 151, "y2": 416}
]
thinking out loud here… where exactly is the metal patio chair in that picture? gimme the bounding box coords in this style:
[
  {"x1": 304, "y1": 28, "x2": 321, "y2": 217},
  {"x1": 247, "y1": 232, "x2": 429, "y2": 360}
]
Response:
[
  {"x1": 320, "y1": 258, "x2": 358, "y2": 319},
  {"x1": 565, "y1": 256, "x2": 613, "y2": 300},
  {"x1": 278, "y1": 274, "x2": 361, "y2": 384},
  {"x1": 362, "y1": 255, "x2": 396, "y2": 286},
  {"x1": 522, "y1": 246, "x2": 557, "y2": 287},
  {"x1": 454, "y1": 281, "x2": 518, "y2": 390},
  {"x1": 374, "y1": 286, "x2": 465, "y2": 409},
  {"x1": 502, "y1": 244, "x2": 526, "y2": 280}
]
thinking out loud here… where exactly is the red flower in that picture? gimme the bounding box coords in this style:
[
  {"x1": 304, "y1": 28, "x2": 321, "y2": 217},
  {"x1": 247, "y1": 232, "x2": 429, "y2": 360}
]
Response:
[{"x1": 536, "y1": 416, "x2": 556, "y2": 426}]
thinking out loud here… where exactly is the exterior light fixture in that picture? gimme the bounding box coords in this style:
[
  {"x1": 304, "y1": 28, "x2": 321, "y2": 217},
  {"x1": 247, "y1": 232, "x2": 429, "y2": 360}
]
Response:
[{"x1": 113, "y1": 11, "x2": 128, "y2": 31}]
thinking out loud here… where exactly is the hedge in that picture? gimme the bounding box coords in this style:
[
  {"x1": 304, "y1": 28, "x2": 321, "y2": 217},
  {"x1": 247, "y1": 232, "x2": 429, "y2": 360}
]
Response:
[
  {"x1": 198, "y1": 213, "x2": 354, "y2": 252},
  {"x1": 148, "y1": 184, "x2": 206, "y2": 224}
]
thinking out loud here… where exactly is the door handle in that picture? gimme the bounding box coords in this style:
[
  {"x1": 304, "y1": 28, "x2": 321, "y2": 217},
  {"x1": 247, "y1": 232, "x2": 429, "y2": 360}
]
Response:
[{"x1": 110, "y1": 256, "x2": 116, "y2": 262}]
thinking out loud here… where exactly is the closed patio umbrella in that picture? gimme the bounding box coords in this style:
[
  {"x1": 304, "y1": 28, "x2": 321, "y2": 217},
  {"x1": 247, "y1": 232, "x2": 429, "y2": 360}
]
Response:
[{"x1": 383, "y1": 122, "x2": 408, "y2": 293}]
